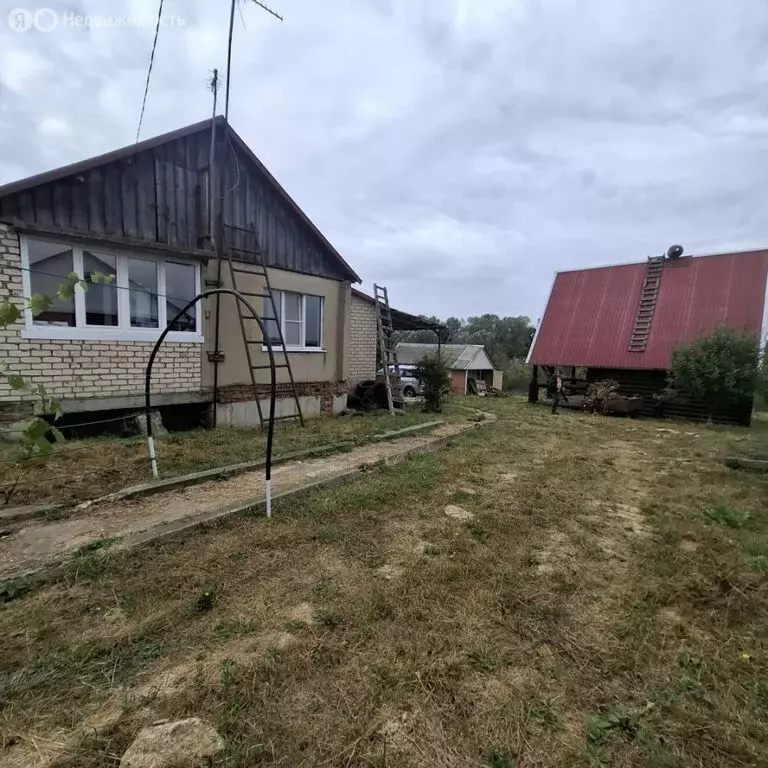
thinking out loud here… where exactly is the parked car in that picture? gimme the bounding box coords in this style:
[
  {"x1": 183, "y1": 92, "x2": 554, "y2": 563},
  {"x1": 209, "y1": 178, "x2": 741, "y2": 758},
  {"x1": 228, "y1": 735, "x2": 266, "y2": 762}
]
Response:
[{"x1": 377, "y1": 364, "x2": 423, "y2": 398}]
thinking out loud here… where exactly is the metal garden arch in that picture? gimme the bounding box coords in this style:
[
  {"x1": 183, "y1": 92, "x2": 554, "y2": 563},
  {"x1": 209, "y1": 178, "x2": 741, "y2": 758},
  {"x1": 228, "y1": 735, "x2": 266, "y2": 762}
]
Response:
[{"x1": 144, "y1": 288, "x2": 279, "y2": 517}]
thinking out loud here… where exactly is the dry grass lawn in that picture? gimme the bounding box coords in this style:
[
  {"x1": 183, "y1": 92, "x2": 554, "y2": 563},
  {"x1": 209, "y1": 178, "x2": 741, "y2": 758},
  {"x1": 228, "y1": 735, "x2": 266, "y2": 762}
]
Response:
[
  {"x1": 0, "y1": 407, "x2": 451, "y2": 507},
  {"x1": 1, "y1": 398, "x2": 767, "y2": 767}
]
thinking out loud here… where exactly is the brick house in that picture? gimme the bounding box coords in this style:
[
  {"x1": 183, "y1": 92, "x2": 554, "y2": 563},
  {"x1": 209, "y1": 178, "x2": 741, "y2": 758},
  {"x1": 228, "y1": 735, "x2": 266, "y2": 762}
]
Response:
[
  {"x1": 0, "y1": 118, "x2": 364, "y2": 427},
  {"x1": 347, "y1": 288, "x2": 444, "y2": 386}
]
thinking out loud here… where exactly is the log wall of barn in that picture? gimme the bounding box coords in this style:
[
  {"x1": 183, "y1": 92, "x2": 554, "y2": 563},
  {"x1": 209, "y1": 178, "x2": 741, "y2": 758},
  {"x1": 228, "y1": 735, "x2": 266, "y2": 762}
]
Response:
[{"x1": 586, "y1": 367, "x2": 753, "y2": 426}]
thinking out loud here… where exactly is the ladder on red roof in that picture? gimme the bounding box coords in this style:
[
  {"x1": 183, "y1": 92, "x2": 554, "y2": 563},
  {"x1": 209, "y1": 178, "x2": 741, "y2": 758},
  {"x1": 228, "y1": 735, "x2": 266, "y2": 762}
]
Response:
[
  {"x1": 373, "y1": 284, "x2": 403, "y2": 415},
  {"x1": 628, "y1": 256, "x2": 664, "y2": 353}
]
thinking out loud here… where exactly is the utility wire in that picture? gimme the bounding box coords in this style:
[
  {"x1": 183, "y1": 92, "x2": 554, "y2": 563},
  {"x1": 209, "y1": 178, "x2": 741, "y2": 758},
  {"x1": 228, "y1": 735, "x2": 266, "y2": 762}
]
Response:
[
  {"x1": 0, "y1": 466, "x2": 146, "y2": 490},
  {"x1": 136, "y1": 0, "x2": 165, "y2": 143},
  {"x1": 222, "y1": 129, "x2": 241, "y2": 196},
  {"x1": 0, "y1": 438, "x2": 147, "y2": 466},
  {"x1": 0, "y1": 411, "x2": 148, "y2": 436}
]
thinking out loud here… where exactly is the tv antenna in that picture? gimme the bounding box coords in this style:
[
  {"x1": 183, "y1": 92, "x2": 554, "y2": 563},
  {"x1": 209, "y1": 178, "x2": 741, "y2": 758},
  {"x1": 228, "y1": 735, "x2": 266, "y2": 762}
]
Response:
[{"x1": 224, "y1": 0, "x2": 283, "y2": 121}]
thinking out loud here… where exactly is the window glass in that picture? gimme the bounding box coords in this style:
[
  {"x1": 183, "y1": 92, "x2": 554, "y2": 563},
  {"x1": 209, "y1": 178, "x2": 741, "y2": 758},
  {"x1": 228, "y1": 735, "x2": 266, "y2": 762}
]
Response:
[
  {"x1": 283, "y1": 292, "x2": 303, "y2": 345},
  {"x1": 262, "y1": 291, "x2": 282, "y2": 343},
  {"x1": 284, "y1": 321, "x2": 302, "y2": 345},
  {"x1": 305, "y1": 295, "x2": 322, "y2": 347},
  {"x1": 283, "y1": 292, "x2": 302, "y2": 322},
  {"x1": 165, "y1": 261, "x2": 196, "y2": 331},
  {"x1": 28, "y1": 239, "x2": 75, "y2": 326},
  {"x1": 83, "y1": 251, "x2": 117, "y2": 326},
  {"x1": 128, "y1": 258, "x2": 158, "y2": 328}
]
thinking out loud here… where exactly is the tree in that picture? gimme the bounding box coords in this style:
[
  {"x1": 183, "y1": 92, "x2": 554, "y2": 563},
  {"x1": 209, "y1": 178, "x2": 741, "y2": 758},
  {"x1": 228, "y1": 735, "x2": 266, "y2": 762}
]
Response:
[
  {"x1": 757, "y1": 349, "x2": 768, "y2": 409},
  {"x1": 415, "y1": 354, "x2": 451, "y2": 413},
  {"x1": 444, "y1": 317, "x2": 463, "y2": 339},
  {"x1": 667, "y1": 327, "x2": 760, "y2": 422},
  {"x1": 395, "y1": 313, "x2": 535, "y2": 362},
  {"x1": 0, "y1": 270, "x2": 113, "y2": 502}
]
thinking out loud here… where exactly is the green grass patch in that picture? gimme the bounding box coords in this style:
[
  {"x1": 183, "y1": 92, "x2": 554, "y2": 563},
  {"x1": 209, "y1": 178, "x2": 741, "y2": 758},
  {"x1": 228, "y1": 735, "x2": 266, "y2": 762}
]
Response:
[
  {"x1": 703, "y1": 504, "x2": 750, "y2": 528},
  {"x1": 72, "y1": 537, "x2": 120, "y2": 558}
]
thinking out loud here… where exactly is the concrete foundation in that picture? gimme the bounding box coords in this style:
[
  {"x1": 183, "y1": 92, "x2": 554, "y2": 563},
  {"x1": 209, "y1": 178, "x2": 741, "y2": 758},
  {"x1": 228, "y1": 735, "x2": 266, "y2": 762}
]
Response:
[
  {"x1": 332, "y1": 394, "x2": 348, "y2": 415},
  {"x1": 61, "y1": 391, "x2": 212, "y2": 414},
  {"x1": 134, "y1": 410, "x2": 169, "y2": 437},
  {"x1": 216, "y1": 395, "x2": 322, "y2": 427}
]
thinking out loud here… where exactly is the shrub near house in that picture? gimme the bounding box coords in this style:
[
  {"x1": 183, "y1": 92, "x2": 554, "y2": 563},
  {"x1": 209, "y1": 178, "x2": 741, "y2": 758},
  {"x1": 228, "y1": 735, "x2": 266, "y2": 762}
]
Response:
[{"x1": 667, "y1": 328, "x2": 760, "y2": 423}]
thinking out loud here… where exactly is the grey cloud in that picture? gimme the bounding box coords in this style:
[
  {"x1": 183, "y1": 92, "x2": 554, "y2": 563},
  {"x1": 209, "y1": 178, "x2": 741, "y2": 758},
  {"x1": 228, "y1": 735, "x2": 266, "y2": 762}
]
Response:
[{"x1": 2, "y1": 0, "x2": 768, "y2": 321}]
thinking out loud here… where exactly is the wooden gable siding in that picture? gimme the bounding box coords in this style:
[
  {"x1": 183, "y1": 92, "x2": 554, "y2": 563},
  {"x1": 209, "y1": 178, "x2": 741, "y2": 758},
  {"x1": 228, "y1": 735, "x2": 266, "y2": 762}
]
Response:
[{"x1": 0, "y1": 128, "x2": 349, "y2": 281}]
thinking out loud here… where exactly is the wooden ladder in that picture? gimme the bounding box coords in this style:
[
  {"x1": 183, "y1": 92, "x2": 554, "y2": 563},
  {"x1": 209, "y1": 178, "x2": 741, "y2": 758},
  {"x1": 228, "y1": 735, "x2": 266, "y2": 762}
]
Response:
[
  {"x1": 214, "y1": 222, "x2": 304, "y2": 428},
  {"x1": 628, "y1": 256, "x2": 665, "y2": 353},
  {"x1": 373, "y1": 283, "x2": 402, "y2": 415}
]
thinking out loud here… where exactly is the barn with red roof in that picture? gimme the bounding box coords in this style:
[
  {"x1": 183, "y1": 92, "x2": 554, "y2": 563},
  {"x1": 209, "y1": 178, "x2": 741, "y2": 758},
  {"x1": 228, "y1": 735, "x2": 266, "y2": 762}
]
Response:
[{"x1": 527, "y1": 248, "x2": 768, "y2": 424}]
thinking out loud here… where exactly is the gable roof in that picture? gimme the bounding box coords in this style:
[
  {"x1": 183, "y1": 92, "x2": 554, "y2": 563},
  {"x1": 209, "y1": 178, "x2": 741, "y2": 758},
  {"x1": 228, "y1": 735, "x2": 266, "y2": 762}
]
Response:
[
  {"x1": 0, "y1": 117, "x2": 360, "y2": 283},
  {"x1": 528, "y1": 250, "x2": 768, "y2": 370},
  {"x1": 396, "y1": 343, "x2": 496, "y2": 370}
]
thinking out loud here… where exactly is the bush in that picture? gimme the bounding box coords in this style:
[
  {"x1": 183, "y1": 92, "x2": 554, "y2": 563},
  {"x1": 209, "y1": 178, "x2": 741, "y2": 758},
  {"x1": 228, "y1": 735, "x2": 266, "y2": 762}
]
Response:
[
  {"x1": 415, "y1": 355, "x2": 451, "y2": 413},
  {"x1": 502, "y1": 358, "x2": 530, "y2": 393},
  {"x1": 584, "y1": 379, "x2": 620, "y2": 414},
  {"x1": 667, "y1": 327, "x2": 759, "y2": 422}
]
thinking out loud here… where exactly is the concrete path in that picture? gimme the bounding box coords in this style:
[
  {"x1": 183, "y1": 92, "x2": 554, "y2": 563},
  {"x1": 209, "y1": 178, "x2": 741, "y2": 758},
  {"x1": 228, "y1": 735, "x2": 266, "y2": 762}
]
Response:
[{"x1": 0, "y1": 419, "x2": 479, "y2": 580}]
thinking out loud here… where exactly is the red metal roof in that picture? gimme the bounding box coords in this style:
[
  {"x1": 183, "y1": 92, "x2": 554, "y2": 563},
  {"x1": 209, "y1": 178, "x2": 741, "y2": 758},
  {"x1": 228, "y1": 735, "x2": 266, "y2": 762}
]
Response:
[{"x1": 528, "y1": 250, "x2": 768, "y2": 370}]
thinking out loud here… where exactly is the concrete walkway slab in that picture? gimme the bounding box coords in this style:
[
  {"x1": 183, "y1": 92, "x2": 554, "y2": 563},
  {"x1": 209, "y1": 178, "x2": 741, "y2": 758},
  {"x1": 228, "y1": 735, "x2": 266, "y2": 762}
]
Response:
[{"x1": 0, "y1": 417, "x2": 489, "y2": 580}]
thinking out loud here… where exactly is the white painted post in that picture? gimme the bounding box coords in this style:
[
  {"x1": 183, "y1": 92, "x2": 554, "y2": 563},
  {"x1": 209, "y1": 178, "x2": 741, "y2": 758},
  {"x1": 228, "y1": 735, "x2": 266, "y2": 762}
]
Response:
[
  {"x1": 147, "y1": 435, "x2": 158, "y2": 479},
  {"x1": 266, "y1": 478, "x2": 272, "y2": 519}
]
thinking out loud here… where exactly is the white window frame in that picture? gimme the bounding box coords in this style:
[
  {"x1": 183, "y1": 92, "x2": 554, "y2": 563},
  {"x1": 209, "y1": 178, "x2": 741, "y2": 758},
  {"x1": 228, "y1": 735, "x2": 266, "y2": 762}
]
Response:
[
  {"x1": 262, "y1": 290, "x2": 325, "y2": 353},
  {"x1": 19, "y1": 235, "x2": 203, "y2": 343}
]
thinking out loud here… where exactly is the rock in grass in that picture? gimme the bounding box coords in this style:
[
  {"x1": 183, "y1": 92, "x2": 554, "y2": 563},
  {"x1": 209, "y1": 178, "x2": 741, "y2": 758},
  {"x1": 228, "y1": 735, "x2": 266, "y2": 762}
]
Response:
[
  {"x1": 120, "y1": 718, "x2": 224, "y2": 768},
  {"x1": 444, "y1": 504, "x2": 474, "y2": 521}
]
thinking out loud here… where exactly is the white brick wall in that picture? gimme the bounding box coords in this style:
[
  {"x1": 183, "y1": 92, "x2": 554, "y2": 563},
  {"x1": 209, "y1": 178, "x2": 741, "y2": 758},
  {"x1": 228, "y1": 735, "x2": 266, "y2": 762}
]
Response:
[
  {"x1": 0, "y1": 224, "x2": 202, "y2": 404},
  {"x1": 348, "y1": 293, "x2": 377, "y2": 385}
]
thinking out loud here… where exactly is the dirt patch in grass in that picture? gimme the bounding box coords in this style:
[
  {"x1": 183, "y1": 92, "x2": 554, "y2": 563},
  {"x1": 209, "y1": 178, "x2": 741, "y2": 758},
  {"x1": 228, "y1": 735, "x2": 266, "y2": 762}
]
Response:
[{"x1": 2, "y1": 401, "x2": 768, "y2": 767}]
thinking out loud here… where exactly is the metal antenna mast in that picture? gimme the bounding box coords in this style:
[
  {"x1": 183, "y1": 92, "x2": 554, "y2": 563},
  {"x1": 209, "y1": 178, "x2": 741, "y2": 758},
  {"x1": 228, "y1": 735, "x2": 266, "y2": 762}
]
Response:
[
  {"x1": 207, "y1": 68, "x2": 219, "y2": 242},
  {"x1": 211, "y1": 0, "x2": 283, "y2": 426},
  {"x1": 224, "y1": 0, "x2": 283, "y2": 122}
]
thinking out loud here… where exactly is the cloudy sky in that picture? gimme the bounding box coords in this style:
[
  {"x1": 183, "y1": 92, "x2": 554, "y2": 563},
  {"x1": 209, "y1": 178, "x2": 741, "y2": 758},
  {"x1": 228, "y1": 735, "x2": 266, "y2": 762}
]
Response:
[{"x1": 1, "y1": 0, "x2": 768, "y2": 322}]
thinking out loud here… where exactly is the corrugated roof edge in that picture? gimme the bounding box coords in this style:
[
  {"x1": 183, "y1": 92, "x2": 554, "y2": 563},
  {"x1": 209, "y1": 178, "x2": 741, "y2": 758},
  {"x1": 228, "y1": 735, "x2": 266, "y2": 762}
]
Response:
[
  {"x1": 526, "y1": 271, "x2": 557, "y2": 365},
  {"x1": 397, "y1": 342, "x2": 499, "y2": 371},
  {"x1": 0, "y1": 116, "x2": 361, "y2": 284},
  {"x1": 351, "y1": 288, "x2": 445, "y2": 331},
  {"x1": 554, "y1": 247, "x2": 768, "y2": 275}
]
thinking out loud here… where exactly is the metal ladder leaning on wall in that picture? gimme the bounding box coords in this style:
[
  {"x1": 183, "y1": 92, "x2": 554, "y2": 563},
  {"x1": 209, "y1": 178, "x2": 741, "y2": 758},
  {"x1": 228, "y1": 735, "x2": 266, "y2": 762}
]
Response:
[
  {"x1": 215, "y1": 222, "x2": 304, "y2": 428},
  {"x1": 373, "y1": 283, "x2": 402, "y2": 415}
]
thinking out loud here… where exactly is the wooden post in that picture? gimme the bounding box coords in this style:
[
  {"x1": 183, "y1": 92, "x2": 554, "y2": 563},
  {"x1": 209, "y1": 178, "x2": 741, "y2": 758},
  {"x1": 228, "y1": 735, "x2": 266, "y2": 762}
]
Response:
[
  {"x1": 528, "y1": 364, "x2": 539, "y2": 403},
  {"x1": 571, "y1": 365, "x2": 576, "y2": 380}
]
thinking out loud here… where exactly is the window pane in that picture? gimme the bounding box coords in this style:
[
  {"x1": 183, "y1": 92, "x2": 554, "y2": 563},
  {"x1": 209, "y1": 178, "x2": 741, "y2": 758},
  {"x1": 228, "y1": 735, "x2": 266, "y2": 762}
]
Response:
[
  {"x1": 128, "y1": 258, "x2": 158, "y2": 328},
  {"x1": 165, "y1": 262, "x2": 196, "y2": 331},
  {"x1": 283, "y1": 292, "x2": 302, "y2": 322},
  {"x1": 285, "y1": 321, "x2": 302, "y2": 346},
  {"x1": 305, "y1": 295, "x2": 322, "y2": 347},
  {"x1": 83, "y1": 251, "x2": 117, "y2": 326},
  {"x1": 28, "y1": 239, "x2": 75, "y2": 326},
  {"x1": 262, "y1": 291, "x2": 281, "y2": 343}
]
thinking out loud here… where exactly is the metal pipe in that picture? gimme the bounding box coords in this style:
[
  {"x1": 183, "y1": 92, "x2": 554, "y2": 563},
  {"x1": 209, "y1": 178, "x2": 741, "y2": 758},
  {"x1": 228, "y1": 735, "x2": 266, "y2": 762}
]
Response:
[
  {"x1": 224, "y1": 0, "x2": 236, "y2": 122},
  {"x1": 209, "y1": 71, "x2": 222, "y2": 426},
  {"x1": 145, "y1": 288, "x2": 277, "y2": 516}
]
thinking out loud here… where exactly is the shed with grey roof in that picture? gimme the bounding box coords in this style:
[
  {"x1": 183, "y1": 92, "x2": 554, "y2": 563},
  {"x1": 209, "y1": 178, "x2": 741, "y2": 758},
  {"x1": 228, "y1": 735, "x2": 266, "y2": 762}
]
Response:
[{"x1": 395, "y1": 343, "x2": 502, "y2": 394}]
